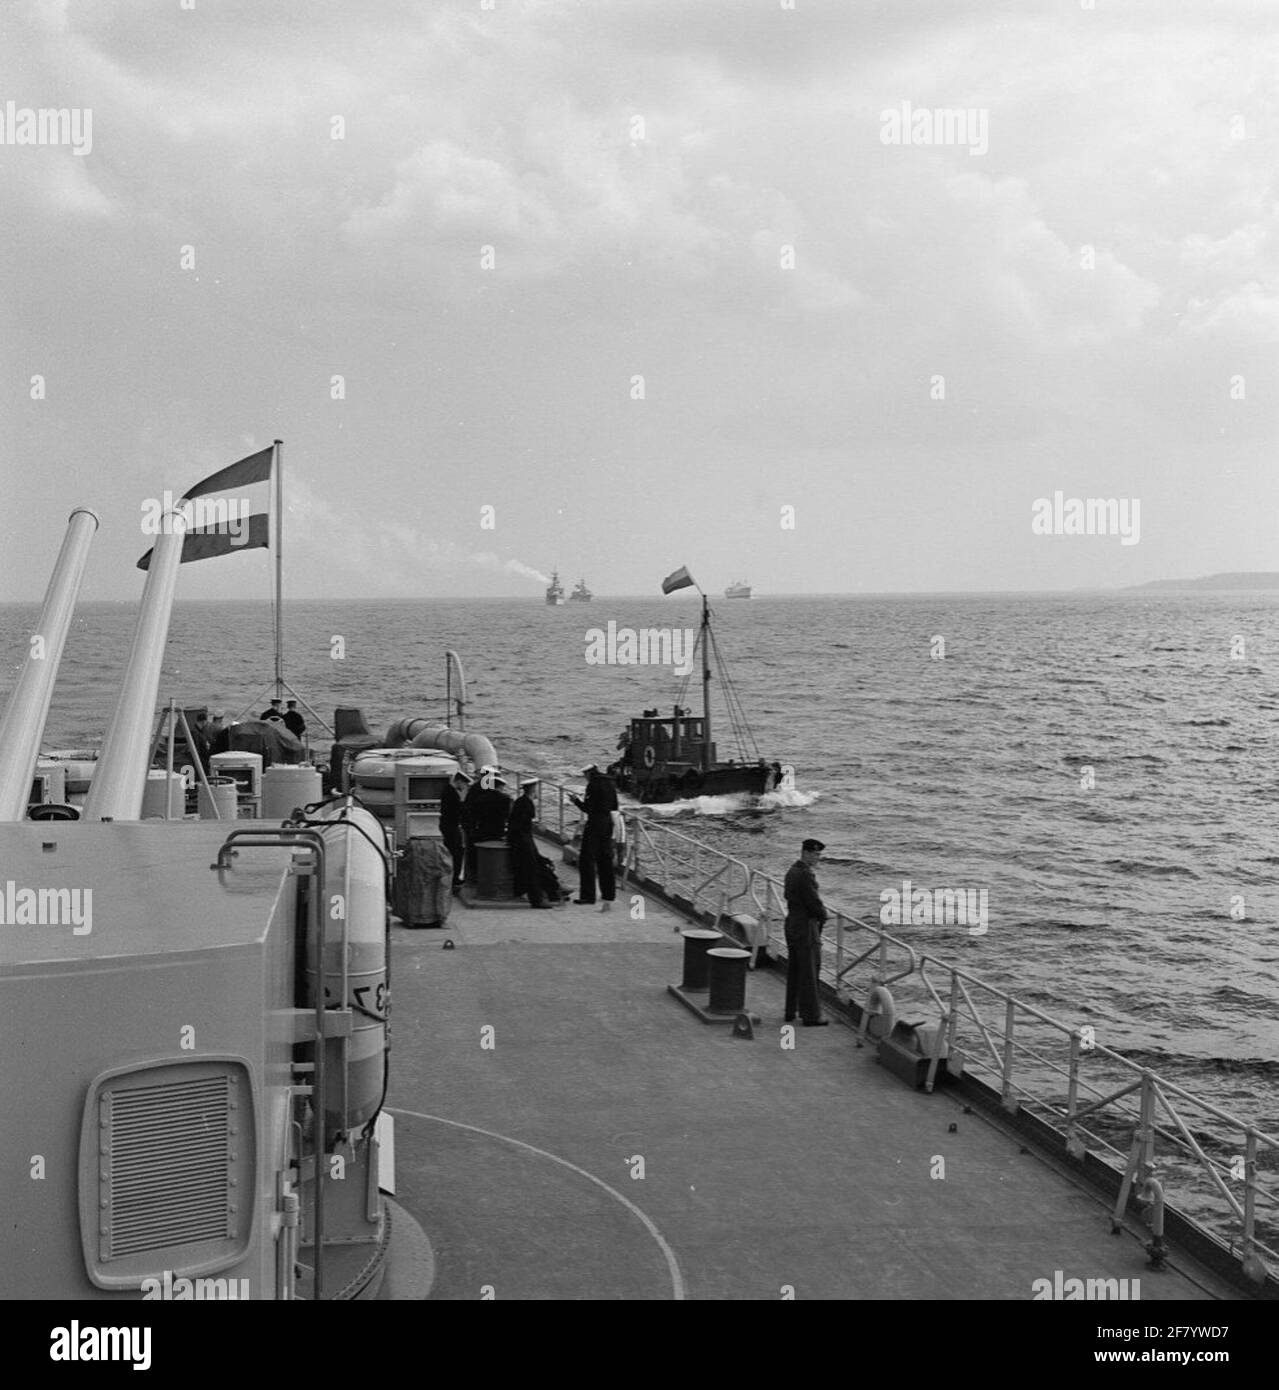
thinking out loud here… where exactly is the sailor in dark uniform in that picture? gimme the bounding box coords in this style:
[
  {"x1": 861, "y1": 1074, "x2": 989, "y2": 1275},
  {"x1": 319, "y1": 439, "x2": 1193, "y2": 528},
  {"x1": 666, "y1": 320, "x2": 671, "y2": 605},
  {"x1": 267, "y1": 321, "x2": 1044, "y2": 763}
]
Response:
[
  {"x1": 508, "y1": 778, "x2": 552, "y2": 908},
  {"x1": 260, "y1": 697, "x2": 284, "y2": 722},
  {"x1": 571, "y1": 763, "x2": 618, "y2": 911},
  {"x1": 439, "y1": 769, "x2": 470, "y2": 893},
  {"x1": 465, "y1": 768, "x2": 512, "y2": 881},
  {"x1": 783, "y1": 838, "x2": 829, "y2": 1026},
  {"x1": 282, "y1": 700, "x2": 307, "y2": 741},
  {"x1": 188, "y1": 710, "x2": 212, "y2": 773}
]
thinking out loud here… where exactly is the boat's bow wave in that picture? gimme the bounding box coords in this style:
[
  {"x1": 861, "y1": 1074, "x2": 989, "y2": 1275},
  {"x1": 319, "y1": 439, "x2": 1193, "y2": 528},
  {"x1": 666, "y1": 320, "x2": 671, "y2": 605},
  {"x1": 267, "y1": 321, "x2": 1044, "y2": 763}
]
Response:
[
  {"x1": 637, "y1": 785, "x2": 819, "y2": 818},
  {"x1": 756, "y1": 786, "x2": 819, "y2": 809}
]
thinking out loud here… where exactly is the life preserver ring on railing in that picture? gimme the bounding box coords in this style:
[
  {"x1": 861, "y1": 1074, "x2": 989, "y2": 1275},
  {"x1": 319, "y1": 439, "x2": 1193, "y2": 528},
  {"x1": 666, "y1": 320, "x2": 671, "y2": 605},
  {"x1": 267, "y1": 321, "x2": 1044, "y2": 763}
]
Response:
[
  {"x1": 642, "y1": 745, "x2": 656, "y2": 768},
  {"x1": 865, "y1": 985, "x2": 897, "y2": 1041}
]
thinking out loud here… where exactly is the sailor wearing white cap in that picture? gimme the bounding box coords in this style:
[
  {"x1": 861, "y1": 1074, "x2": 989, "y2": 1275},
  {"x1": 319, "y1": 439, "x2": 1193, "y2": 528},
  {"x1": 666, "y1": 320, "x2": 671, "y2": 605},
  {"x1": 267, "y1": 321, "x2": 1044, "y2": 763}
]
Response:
[
  {"x1": 508, "y1": 777, "x2": 551, "y2": 908},
  {"x1": 464, "y1": 768, "x2": 512, "y2": 881}
]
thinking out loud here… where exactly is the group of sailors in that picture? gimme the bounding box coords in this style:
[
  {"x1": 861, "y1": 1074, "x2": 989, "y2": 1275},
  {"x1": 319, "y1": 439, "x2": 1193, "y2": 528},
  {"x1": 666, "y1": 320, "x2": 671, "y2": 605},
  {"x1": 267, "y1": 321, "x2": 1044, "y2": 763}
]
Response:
[
  {"x1": 440, "y1": 762, "x2": 621, "y2": 911},
  {"x1": 184, "y1": 709, "x2": 224, "y2": 771},
  {"x1": 259, "y1": 697, "x2": 307, "y2": 741},
  {"x1": 180, "y1": 697, "x2": 308, "y2": 774}
]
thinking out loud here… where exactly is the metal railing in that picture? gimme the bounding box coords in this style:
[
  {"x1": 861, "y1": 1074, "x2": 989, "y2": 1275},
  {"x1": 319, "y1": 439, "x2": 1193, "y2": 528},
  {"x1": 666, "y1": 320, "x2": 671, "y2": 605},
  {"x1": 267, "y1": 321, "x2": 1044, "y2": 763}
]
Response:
[{"x1": 515, "y1": 772, "x2": 1278, "y2": 1286}]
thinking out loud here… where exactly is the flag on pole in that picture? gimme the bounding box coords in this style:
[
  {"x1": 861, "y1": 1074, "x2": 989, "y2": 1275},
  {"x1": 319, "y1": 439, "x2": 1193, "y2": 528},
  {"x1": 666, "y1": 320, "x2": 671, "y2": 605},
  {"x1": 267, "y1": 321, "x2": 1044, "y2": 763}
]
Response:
[
  {"x1": 137, "y1": 445, "x2": 274, "y2": 570},
  {"x1": 661, "y1": 565, "x2": 695, "y2": 594}
]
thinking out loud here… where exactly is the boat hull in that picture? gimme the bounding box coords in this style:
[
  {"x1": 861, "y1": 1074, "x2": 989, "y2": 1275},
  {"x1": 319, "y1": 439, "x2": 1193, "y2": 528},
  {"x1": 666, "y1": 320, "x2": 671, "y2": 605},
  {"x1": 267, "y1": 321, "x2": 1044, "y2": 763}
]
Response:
[{"x1": 610, "y1": 762, "x2": 773, "y2": 804}]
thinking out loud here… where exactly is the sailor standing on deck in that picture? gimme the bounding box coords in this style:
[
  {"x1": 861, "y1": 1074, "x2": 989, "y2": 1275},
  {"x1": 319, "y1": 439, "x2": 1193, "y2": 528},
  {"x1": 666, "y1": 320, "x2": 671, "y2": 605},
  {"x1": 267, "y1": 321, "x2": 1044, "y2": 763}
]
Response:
[
  {"x1": 784, "y1": 839, "x2": 829, "y2": 1026},
  {"x1": 508, "y1": 778, "x2": 552, "y2": 909},
  {"x1": 188, "y1": 710, "x2": 212, "y2": 773},
  {"x1": 439, "y1": 770, "x2": 470, "y2": 893},
  {"x1": 571, "y1": 764, "x2": 618, "y2": 911},
  {"x1": 465, "y1": 768, "x2": 512, "y2": 881},
  {"x1": 282, "y1": 700, "x2": 307, "y2": 741}
]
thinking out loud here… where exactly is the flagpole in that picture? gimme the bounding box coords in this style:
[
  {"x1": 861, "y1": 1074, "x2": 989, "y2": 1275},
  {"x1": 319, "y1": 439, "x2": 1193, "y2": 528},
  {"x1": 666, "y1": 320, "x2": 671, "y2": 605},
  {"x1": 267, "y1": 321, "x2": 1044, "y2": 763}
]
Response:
[
  {"x1": 273, "y1": 438, "x2": 284, "y2": 700},
  {"x1": 696, "y1": 583, "x2": 711, "y2": 773}
]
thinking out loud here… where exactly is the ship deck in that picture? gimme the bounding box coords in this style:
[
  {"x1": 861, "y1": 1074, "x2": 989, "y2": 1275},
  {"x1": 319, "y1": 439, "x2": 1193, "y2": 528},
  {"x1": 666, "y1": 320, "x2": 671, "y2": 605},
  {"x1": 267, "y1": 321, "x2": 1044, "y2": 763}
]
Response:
[{"x1": 384, "y1": 841, "x2": 1238, "y2": 1302}]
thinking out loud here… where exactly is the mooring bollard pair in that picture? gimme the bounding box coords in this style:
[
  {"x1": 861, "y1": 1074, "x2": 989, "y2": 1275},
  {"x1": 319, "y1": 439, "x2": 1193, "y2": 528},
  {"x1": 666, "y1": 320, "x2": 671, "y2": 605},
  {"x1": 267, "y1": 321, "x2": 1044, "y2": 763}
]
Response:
[{"x1": 675, "y1": 928, "x2": 751, "y2": 1015}]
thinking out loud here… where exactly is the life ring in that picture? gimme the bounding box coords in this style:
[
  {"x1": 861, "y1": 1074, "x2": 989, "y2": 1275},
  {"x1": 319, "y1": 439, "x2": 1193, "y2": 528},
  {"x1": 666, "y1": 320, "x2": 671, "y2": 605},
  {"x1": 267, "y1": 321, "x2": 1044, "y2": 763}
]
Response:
[
  {"x1": 865, "y1": 985, "x2": 897, "y2": 1041},
  {"x1": 351, "y1": 749, "x2": 452, "y2": 790},
  {"x1": 642, "y1": 745, "x2": 656, "y2": 768}
]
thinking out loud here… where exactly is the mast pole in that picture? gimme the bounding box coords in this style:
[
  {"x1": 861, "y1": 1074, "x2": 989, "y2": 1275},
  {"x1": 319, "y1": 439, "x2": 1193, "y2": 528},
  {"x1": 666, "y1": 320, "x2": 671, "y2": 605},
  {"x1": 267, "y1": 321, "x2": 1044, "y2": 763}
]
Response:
[
  {"x1": 700, "y1": 591, "x2": 711, "y2": 771},
  {"x1": 273, "y1": 438, "x2": 284, "y2": 700}
]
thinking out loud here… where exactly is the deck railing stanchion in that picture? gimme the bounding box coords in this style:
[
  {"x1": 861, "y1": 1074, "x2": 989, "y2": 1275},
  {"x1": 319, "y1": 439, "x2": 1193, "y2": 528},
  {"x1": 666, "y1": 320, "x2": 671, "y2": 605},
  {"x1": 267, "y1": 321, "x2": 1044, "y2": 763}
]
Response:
[
  {"x1": 1000, "y1": 999, "x2": 1017, "y2": 1111},
  {"x1": 1066, "y1": 1033, "x2": 1083, "y2": 1157}
]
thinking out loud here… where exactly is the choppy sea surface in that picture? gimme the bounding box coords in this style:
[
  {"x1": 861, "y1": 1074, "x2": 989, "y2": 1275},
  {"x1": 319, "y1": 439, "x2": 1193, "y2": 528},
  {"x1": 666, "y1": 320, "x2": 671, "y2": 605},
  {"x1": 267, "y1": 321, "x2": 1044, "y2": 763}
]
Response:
[{"x1": 3, "y1": 593, "x2": 1277, "y2": 1140}]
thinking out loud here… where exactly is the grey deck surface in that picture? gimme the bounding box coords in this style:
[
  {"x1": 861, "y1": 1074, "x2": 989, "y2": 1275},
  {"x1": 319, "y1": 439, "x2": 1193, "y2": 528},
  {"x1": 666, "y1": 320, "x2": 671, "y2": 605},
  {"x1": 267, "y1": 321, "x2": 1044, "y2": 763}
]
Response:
[{"x1": 385, "y1": 878, "x2": 1235, "y2": 1301}]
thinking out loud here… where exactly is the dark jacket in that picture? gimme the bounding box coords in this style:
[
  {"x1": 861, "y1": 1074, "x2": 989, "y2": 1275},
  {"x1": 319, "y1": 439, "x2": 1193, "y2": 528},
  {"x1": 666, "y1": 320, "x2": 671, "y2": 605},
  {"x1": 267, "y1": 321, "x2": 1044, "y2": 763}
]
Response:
[
  {"x1": 784, "y1": 859, "x2": 827, "y2": 931},
  {"x1": 468, "y1": 787, "x2": 512, "y2": 843},
  {"x1": 283, "y1": 710, "x2": 306, "y2": 739},
  {"x1": 579, "y1": 773, "x2": 618, "y2": 824},
  {"x1": 439, "y1": 783, "x2": 464, "y2": 836},
  {"x1": 507, "y1": 794, "x2": 536, "y2": 846},
  {"x1": 188, "y1": 724, "x2": 211, "y2": 771}
]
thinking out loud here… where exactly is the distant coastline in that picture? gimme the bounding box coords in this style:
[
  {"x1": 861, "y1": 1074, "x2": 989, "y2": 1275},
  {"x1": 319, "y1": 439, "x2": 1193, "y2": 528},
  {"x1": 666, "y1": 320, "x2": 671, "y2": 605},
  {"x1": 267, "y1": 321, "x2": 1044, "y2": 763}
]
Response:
[{"x1": 1124, "y1": 572, "x2": 1279, "y2": 592}]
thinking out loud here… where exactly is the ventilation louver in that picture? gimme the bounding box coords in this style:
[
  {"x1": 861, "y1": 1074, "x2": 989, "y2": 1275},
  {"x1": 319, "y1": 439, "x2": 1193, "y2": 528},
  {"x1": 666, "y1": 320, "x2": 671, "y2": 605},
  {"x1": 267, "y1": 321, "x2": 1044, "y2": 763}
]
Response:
[{"x1": 79, "y1": 1058, "x2": 256, "y2": 1288}]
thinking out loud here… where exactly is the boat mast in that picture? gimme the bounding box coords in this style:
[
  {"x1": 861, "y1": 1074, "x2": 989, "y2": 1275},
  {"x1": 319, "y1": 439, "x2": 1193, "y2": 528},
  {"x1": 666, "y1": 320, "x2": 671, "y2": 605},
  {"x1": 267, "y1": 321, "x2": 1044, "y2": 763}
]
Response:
[
  {"x1": 700, "y1": 591, "x2": 711, "y2": 771},
  {"x1": 273, "y1": 438, "x2": 284, "y2": 700}
]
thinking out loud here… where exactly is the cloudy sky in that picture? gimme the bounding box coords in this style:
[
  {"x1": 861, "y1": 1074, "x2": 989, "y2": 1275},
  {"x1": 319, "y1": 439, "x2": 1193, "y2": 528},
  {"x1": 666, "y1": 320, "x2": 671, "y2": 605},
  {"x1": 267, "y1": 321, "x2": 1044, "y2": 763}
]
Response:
[{"x1": 2, "y1": 0, "x2": 1276, "y2": 600}]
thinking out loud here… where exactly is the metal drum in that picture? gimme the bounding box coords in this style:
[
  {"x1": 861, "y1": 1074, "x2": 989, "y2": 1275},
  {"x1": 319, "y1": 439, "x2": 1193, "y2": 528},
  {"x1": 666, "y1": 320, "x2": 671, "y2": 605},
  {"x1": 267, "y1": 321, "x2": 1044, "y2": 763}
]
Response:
[
  {"x1": 140, "y1": 769, "x2": 185, "y2": 819},
  {"x1": 475, "y1": 841, "x2": 515, "y2": 899},
  {"x1": 197, "y1": 776, "x2": 238, "y2": 821},
  {"x1": 261, "y1": 764, "x2": 322, "y2": 819}
]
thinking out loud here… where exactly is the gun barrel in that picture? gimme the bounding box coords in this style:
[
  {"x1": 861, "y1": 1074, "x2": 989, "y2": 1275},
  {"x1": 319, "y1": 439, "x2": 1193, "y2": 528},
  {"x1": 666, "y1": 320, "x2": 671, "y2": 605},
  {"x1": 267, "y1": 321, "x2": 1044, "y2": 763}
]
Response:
[
  {"x1": 0, "y1": 508, "x2": 99, "y2": 821},
  {"x1": 83, "y1": 514, "x2": 187, "y2": 822}
]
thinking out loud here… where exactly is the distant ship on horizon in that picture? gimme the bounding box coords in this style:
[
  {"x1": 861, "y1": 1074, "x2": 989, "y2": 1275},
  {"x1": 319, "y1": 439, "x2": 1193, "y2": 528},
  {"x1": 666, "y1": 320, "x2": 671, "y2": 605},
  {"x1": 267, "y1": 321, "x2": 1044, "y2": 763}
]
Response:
[
  {"x1": 545, "y1": 570, "x2": 565, "y2": 605},
  {"x1": 568, "y1": 577, "x2": 592, "y2": 602},
  {"x1": 724, "y1": 580, "x2": 751, "y2": 598}
]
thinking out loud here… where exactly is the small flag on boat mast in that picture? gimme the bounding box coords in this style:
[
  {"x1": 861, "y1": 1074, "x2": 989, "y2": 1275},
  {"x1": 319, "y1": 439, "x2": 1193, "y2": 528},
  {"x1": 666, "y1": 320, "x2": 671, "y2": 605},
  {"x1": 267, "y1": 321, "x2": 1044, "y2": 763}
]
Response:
[
  {"x1": 136, "y1": 445, "x2": 274, "y2": 570},
  {"x1": 661, "y1": 565, "x2": 695, "y2": 594}
]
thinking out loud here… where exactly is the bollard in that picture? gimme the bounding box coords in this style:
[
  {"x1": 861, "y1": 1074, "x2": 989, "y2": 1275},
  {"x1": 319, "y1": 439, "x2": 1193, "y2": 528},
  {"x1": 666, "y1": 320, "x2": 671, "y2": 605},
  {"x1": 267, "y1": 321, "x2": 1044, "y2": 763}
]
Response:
[
  {"x1": 707, "y1": 947, "x2": 751, "y2": 1014},
  {"x1": 475, "y1": 840, "x2": 515, "y2": 899},
  {"x1": 679, "y1": 929, "x2": 723, "y2": 991}
]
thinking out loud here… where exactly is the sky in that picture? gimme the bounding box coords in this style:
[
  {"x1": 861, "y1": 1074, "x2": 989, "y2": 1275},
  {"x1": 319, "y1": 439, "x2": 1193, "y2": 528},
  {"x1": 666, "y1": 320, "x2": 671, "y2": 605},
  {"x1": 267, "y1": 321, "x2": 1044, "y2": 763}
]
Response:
[{"x1": 1, "y1": 0, "x2": 1277, "y2": 601}]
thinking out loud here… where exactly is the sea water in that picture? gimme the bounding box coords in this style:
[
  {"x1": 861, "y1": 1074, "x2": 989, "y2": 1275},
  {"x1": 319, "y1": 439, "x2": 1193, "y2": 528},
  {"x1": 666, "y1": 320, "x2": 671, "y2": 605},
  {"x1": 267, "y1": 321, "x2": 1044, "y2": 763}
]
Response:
[{"x1": 2, "y1": 591, "x2": 1276, "y2": 1134}]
